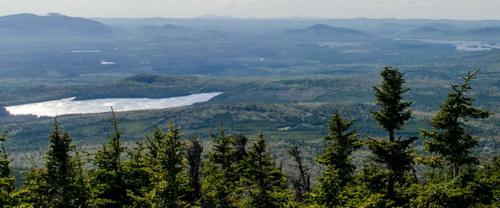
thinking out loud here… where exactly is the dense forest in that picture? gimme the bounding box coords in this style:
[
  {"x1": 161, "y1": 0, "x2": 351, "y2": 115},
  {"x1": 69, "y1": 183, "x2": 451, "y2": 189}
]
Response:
[{"x1": 0, "y1": 67, "x2": 498, "y2": 207}]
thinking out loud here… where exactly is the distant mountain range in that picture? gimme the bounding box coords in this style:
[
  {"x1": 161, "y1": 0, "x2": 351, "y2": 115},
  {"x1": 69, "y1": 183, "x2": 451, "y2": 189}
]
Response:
[
  {"x1": 283, "y1": 24, "x2": 376, "y2": 41},
  {"x1": 1, "y1": 13, "x2": 500, "y2": 41},
  {"x1": 399, "y1": 25, "x2": 500, "y2": 40},
  {"x1": 0, "y1": 13, "x2": 115, "y2": 38}
]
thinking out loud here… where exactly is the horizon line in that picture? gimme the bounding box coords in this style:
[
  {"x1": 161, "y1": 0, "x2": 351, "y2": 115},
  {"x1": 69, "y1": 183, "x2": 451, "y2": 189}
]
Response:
[{"x1": 2, "y1": 12, "x2": 500, "y2": 22}]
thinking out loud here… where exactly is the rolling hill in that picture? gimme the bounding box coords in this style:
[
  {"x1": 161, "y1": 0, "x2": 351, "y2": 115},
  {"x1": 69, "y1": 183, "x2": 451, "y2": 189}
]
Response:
[{"x1": 0, "y1": 13, "x2": 115, "y2": 38}]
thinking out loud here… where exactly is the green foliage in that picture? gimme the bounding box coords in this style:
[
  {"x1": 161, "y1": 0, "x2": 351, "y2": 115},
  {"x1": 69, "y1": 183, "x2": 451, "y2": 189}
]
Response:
[
  {"x1": 13, "y1": 122, "x2": 89, "y2": 208},
  {"x1": 237, "y1": 132, "x2": 290, "y2": 208},
  {"x1": 0, "y1": 67, "x2": 497, "y2": 208},
  {"x1": 45, "y1": 121, "x2": 88, "y2": 208},
  {"x1": 315, "y1": 112, "x2": 360, "y2": 207},
  {"x1": 422, "y1": 70, "x2": 492, "y2": 175},
  {"x1": 410, "y1": 157, "x2": 499, "y2": 208},
  {"x1": 201, "y1": 124, "x2": 237, "y2": 208},
  {"x1": 345, "y1": 164, "x2": 396, "y2": 208},
  {"x1": 0, "y1": 131, "x2": 14, "y2": 207},
  {"x1": 147, "y1": 123, "x2": 188, "y2": 207},
  {"x1": 89, "y1": 112, "x2": 128, "y2": 208},
  {"x1": 372, "y1": 66, "x2": 412, "y2": 141},
  {"x1": 365, "y1": 66, "x2": 417, "y2": 204},
  {"x1": 123, "y1": 140, "x2": 152, "y2": 207},
  {"x1": 15, "y1": 167, "x2": 50, "y2": 207}
]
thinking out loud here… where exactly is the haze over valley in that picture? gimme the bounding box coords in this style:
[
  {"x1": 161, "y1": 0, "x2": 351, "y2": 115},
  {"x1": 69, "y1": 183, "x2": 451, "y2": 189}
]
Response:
[{"x1": 0, "y1": 13, "x2": 498, "y2": 150}]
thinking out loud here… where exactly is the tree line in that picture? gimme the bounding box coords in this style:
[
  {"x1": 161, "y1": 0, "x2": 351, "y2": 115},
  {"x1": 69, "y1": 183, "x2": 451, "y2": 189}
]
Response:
[{"x1": 0, "y1": 67, "x2": 498, "y2": 207}]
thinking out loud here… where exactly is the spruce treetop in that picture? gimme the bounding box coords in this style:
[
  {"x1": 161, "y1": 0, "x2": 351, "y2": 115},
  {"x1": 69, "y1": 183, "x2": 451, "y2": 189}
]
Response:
[
  {"x1": 422, "y1": 70, "x2": 492, "y2": 172},
  {"x1": 373, "y1": 66, "x2": 412, "y2": 141}
]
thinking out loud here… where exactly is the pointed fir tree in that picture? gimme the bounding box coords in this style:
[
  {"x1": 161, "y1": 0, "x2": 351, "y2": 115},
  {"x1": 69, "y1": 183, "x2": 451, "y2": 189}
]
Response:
[
  {"x1": 201, "y1": 124, "x2": 237, "y2": 208},
  {"x1": 0, "y1": 131, "x2": 14, "y2": 207},
  {"x1": 366, "y1": 66, "x2": 417, "y2": 202},
  {"x1": 45, "y1": 121, "x2": 87, "y2": 208},
  {"x1": 316, "y1": 112, "x2": 360, "y2": 207},
  {"x1": 72, "y1": 148, "x2": 90, "y2": 208},
  {"x1": 185, "y1": 135, "x2": 203, "y2": 203},
  {"x1": 148, "y1": 123, "x2": 187, "y2": 207},
  {"x1": 123, "y1": 140, "x2": 152, "y2": 207},
  {"x1": 421, "y1": 70, "x2": 491, "y2": 177},
  {"x1": 239, "y1": 132, "x2": 289, "y2": 208},
  {"x1": 45, "y1": 122, "x2": 71, "y2": 207},
  {"x1": 89, "y1": 110, "x2": 128, "y2": 208},
  {"x1": 230, "y1": 133, "x2": 250, "y2": 186},
  {"x1": 146, "y1": 128, "x2": 165, "y2": 164}
]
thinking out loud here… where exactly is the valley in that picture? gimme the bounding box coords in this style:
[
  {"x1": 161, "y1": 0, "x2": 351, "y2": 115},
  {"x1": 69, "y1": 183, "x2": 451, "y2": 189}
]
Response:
[{"x1": 0, "y1": 14, "x2": 497, "y2": 167}]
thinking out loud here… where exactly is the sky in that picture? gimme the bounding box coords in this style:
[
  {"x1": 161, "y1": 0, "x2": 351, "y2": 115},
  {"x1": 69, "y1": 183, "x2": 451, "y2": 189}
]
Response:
[{"x1": 0, "y1": 0, "x2": 498, "y2": 20}]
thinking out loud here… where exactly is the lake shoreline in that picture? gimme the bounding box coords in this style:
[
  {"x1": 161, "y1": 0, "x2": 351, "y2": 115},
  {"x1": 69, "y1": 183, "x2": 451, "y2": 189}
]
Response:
[{"x1": 5, "y1": 92, "x2": 222, "y2": 117}]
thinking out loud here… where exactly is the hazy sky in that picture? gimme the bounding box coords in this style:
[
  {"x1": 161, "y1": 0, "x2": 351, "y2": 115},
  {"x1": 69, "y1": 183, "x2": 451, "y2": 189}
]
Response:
[{"x1": 0, "y1": 0, "x2": 498, "y2": 20}]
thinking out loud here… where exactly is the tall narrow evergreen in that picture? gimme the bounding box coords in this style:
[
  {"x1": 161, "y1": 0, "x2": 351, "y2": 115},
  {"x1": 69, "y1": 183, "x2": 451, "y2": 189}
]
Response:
[
  {"x1": 210, "y1": 124, "x2": 233, "y2": 170},
  {"x1": 239, "y1": 132, "x2": 288, "y2": 208},
  {"x1": 316, "y1": 112, "x2": 360, "y2": 207},
  {"x1": 366, "y1": 66, "x2": 417, "y2": 202},
  {"x1": 421, "y1": 70, "x2": 491, "y2": 176},
  {"x1": 0, "y1": 131, "x2": 14, "y2": 207},
  {"x1": 89, "y1": 111, "x2": 128, "y2": 208},
  {"x1": 201, "y1": 124, "x2": 236, "y2": 208},
  {"x1": 186, "y1": 135, "x2": 203, "y2": 203},
  {"x1": 146, "y1": 128, "x2": 165, "y2": 164},
  {"x1": 149, "y1": 123, "x2": 186, "y2": 207},
  {"x1": 45, "y1": 122, "x2": 72, "y2": 207},
  {"x1": 288, "y1": 145, "x2": 310, "y2": 202},
  {"x1": 45, "y1": 121, "x2": 87, "y2": 208},
  {"x1": 123, "y1": 140, "x2": 152, "y2": 207},
  {"x1": 72, "y1": 148, "x2": 90, "y2": 208},
  {"x1": 372, "y1": 67, "x2": 413, "y2": 142},
  {"x1": 231, "y1": 134, "x2": 249, "y2": 185}
]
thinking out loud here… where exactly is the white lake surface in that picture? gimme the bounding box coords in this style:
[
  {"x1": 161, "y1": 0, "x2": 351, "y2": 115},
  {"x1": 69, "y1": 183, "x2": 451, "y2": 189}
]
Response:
[
  {"x1": 410, "y1": 39, "x2": 500, "y2": 51},
  {"x1": 5, "y1": 92, "x2": 222, "y2": 117}
]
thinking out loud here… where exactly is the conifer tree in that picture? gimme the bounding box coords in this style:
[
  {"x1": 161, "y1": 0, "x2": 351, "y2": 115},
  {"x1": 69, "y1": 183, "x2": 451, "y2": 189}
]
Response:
[
  {"x1": 0, "y1": 131, "x2": 14, "y2": 207},
  {"x1": 316, "y1": 112, "x2": 360, "y2": 207},
  {"x1": 366, "y1": 66, "x2": 417, "y2": 202},
  {"x1": 185, "y1": 135, "x2": 203, "y2": 203},
  {"x1": 45, "y1": 121, "x2": 87, "y2": 208},
  {"x1": 89, "y1": 111, "x2": 128, "y2": 208},
  {"x1": 231, "y1": 134, "x2": 249, "y2": 186},
  {"x1": 148, "y1": 123, "x2": 187, "y2": 207},
  {"x1": 239, "y1": 132, "x2": 288, "y2": 208},
  {"x1": 123, "y1": 140, "x2": 152, "y2": 207},
  {"x1": 210, "y1": 124, "x2": 233, "y2": 170},
  {"x1": 15, "y1": 167, "x2": 50, "y2": 207},
  {"x1": 146, "y1": 128, "x2": 165, "y2": 164},
  {"x1": 421, "y1": 70, "x2": 491, "y2": 176},
  {"x1": 72, "y1": 149, "x2": 90, "y2": 208},
  {"x1": 201, "y1": 124, "x2": 237, "y2": 208}
]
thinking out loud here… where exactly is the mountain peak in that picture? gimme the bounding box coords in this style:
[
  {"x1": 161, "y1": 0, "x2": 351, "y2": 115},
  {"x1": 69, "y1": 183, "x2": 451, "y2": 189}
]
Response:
[{"x1": 308, "y1": 24, "x2": 335, "y2": 30}]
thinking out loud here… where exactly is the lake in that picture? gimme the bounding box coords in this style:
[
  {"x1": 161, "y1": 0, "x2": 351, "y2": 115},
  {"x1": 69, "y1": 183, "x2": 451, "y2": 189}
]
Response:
[
  {"x1": 414, "y1": 39, "x2": 500, "y2": 51},
  {"x1": 4, "y1": 92, "x2": 222, "y2": 117}
]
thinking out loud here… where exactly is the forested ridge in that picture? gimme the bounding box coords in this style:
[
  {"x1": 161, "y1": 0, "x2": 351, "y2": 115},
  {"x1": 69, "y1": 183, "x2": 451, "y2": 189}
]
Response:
[{"x1": 0, "y1": 67, "x2": 498, "y2": 207}]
